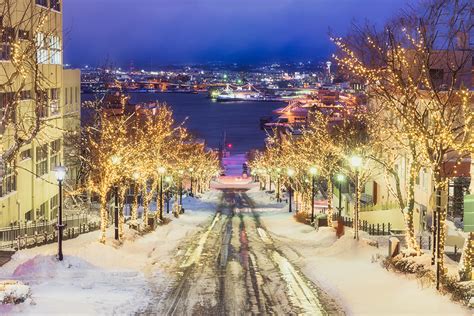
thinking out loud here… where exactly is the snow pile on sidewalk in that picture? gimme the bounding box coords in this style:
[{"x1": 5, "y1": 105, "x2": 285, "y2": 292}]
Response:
[
  {"x1": 246, "y1": 186, "x2": 286, "y2": 210},
  {"x1": 254, "y1": 199, "x2": 470, "y2": 315},
  {"x1": 0, "y1": 281, "x2": 29, "y2": 305},
  {"x1": 0, "y1": 189, "x2": 221, "y2": 314}
]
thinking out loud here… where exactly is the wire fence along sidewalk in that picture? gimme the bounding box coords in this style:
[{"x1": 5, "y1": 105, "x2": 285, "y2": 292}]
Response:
[{"x1": 0, "y1": 214, "x2": 99, "y2": 250}]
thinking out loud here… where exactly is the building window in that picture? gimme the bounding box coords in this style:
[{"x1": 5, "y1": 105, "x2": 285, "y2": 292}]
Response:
[
  {"x1": 0, "y1": 164, "x2": 16, "y2": 197},
  {"x1": 50, "y1": 139, "x2": 61, "y2": 170},
  {"x1": 50, "y1": 0, "x2": 61, "y2": 12},
  {"x1": 75, "y1": 87, "x2": 79, "y2": 103},
  {"x1": 25, "y1": 210, "x2": 32, "y2": 221},
  {"x1": 36, "y1": 33, "x2": 48, "y2": 64},
  {"x1": 37, "y1": 201, "x2": 48, "y2": 219},
  {"x1": 0, "y1": 42, "x2": 11, "y2": 60},
  {"x1": 20, "y1": 148, "x2": 32, "y2": 160},
  {"x1": 37, "y1": 90, "x2": 48, "y2": 118},
  {"x1": 20, "y1": 90, "x2": 32, "y2": 100},
  {"x1": 36, "y1": 0, "x2": 48, "y2": 7},
  {"x1": 49, "y1": 35, "x2": 61, "y2": 65},
  {"x1": 0, "y1": 27, "x2": 14, "y2": 61},
  {"x1": 35, "y1": 144, "x2": 48, "y2": 177},
  {"x1": 64, "y1": 86, "x2": 68, "y2": 105},
  {"x1": 50, "y1": 194, "x2": 58, "y2": 220},
  {"x1": 18, "y1": 30, "x2": 30, "y2": 40},
  {"x1": 50, "y1": 88, "x2": 60, "y2": 116}
]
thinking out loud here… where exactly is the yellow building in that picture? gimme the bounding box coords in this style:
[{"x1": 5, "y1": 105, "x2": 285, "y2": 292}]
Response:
[{"x1": 0, "y1": 0, "x2": 80, "y2": 227}]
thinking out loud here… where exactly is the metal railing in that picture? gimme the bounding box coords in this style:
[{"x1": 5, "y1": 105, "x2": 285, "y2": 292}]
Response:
[{"x1": 0, "y1": 214, "x2": 99, "y2": 250}]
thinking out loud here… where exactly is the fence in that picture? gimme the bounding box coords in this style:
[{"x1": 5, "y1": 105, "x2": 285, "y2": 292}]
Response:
[
  {"x1": 335, "y1": 215, "x2": 392, "y2": 236},
  {"x1": 0, "y1": 214, "x2": 99, "y2": 250}
]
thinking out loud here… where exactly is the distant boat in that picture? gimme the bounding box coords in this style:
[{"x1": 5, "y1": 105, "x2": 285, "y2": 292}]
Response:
[{"x1": 215, "y1": 84, "x2": 263, "y2": 102}]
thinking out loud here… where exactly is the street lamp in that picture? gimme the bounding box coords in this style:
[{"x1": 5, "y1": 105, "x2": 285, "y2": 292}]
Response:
[
  {"x1": 54, "y1": 165, "x2": 66, "y2": 261},
  {"x1": 350, "y1": 155, "x2": 362, "y2": 240},
  {"x1": 111, "y1": 155, "x2": 122, "y2": 165},
  {"x1": 165, "y1": 176, "x2": 172, "y2": 214},
  {"x1": 111, "y1": 155, "x2": 121, "y2": 240},
  {"x1": 287, "y1": 168, "x2": 295, "y2": 213},
  {"x1": 336, "y1": 174, "x2": 345, "y2": 218},
  {"x1": 189, "y1": 167, "x2": 194, "y2": 197},
  {"x1": 178, "y1": 170, "x2": 184, "y2": 213},
  {"x1": 309, "y1": 166, "x2": 317, "y2": 224},
  {"x1": 158, "y1": 166, "x2": 166, "y2": 221}
]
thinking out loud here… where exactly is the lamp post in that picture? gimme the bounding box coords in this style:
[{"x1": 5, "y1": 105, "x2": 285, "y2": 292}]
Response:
[
  {"x1": 113, "y1": 185, "x2": 119, "y2": 240},
  {"x1": 178, "y1": 170, "x2": 184, "y2": 213},
  {"x1": 336, "y1": 174, "x2": 345, "y2": 218},
  {"x1": 165, "y1": 176, "x2": 172, "y2": 214},
  {"x1": 287, "y1": 168, "x2": 295, "y2": 213},
  {"x1": 158, "y1": 166, "x2": 166, "y2": 221},
  {"x1": 189, "y1": 167, "x2": 194, "y2": 197},
  {"x1": 54, "y1": 166, "x2": 66, "y2": 261},
  {"x1": 309, "y1": 166, "x2": 317, "y2": 224},
  {"x1": 111, "y1": 155, "x2": 122, "y2": 240},
  {"x1": 276, "y1": 167, "x2": 282, "y2": 202},
  {"x1": 349, "y1": 155, "x2": 362, "y2": 241}
]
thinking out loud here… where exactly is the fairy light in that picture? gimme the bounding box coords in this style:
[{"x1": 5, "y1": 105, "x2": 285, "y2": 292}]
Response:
[
  {"x1": 332, "y1": 6, "x2": 473, "y2": 274},
  {"x1": 85, "y1": 99, "x2": 220, "y2": 243}
]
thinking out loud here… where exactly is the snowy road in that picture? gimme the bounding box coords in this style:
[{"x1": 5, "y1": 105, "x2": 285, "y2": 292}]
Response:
[{"x1": 146, "y1": 190, "x2": 343, "y2": 315}]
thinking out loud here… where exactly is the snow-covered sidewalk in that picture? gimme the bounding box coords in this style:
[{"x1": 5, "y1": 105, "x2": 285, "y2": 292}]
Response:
[
  {"x1": 247, "y1": 187, "x2": 470, "y2": 315},
  {"x1": 0, "y1": 190, "x2": 222, "y2": 315}
]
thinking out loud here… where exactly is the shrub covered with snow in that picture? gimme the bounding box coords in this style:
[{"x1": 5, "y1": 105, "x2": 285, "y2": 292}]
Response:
[
  {"x1": 0, "y1": 281, "x2": 30, "y2": 304},
  {"x1": 383, "y1": 253, "x2": 473, "y2": 305}
]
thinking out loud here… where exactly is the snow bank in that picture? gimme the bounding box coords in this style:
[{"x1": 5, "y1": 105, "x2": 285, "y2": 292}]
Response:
[
  {"x1": 0, "y1": 189, "x2": 222, "y2": 314},
  {"x1": 0, "y1": 281, "x2": 29, "y2": 305},
  {"x1": 254, "y1": 194, "x2": 469, "y2": 315}
]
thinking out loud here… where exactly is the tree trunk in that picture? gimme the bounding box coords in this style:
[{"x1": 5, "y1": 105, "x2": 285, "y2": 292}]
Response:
[
  {"x1": 459, "y1": 232, "x2": 473, "y2": 281},
  {"x1": 432, "y1": 180, "x2": 448, "y2": 278},
  {"x1": 131, "y1": 183, "x2": 139, "y2": 222},
  {"x1": 404, "y1": 166, "x2": 420, "y2": 253},
  {"x1": 118, "y1": 187, "x2": 126, "y2": 240},
  {"x1": 327, "y1": 177, "x2": 334, "y2": 226},
  {"x1": 142, "y1": 182, "x2": 152, "y2": 229},
  {"x1": 99, "y1": 195, "x2": 108, "y2": 244}
]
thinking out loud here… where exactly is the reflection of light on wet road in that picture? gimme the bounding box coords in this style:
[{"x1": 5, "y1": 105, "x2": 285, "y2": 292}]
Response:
[
  {"x1": 272, "y1": 251, "x2": 325, "y2": 315},
  {"x1": 181, "y1": 213, "x2": 221, "y2": 268},
  {"x1": 256, "y1": 222, "x2": 326, "y2": 314},
  {"x1": 257, "y1": 227, "x2": 272, "y2": 245}
]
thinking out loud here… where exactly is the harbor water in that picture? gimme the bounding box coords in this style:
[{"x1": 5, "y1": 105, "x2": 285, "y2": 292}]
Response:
[{"x1": 82, "y1": 92, "x2": 284, "y2": 154}]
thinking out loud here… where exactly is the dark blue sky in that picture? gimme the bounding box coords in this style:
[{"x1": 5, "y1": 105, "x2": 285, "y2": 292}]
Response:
[{"x1": 64, "y1": 0, "x2": 407, "y2": 67}]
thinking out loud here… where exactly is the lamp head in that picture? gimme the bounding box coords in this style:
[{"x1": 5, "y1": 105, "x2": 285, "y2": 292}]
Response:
[
  {"x1": 157, "y1": 166, "x2": 166, "y2": 175},
  {"x1": 189, "y1": 167, "x2": 194, "y2": 172},
  {"x1": 54, "y1": 166, "x2": 67, "y2": 182},
  {"x1": 349, "y1": 155, "x2": 363, "y2": 168},
  {"x1": 309, "y1": 166, "x2": 317, "y2": 176},
  {"x1": 287, "y1": 168, "x2": 295, "y2": 177},
  {"x1": 110, "y1": 155, "x2": 121, "y2": 165},
  {"x1": 132, "y1": 171, "x2": 140, "y2": 180},
  {"x1": 336, "y1": 174, "x2": 345, "y2": 182}
]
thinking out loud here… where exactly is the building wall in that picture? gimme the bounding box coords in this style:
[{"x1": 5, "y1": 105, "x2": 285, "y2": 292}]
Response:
[
  {"x1": 0, "y1": 1, "x2": 80, "y2": 227},
  {"x1": 63, "y1": 69, "x2": 81, "y2": 187}
]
